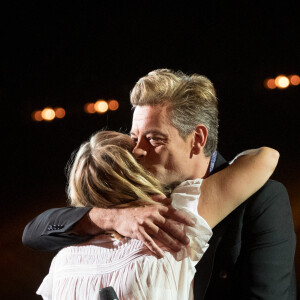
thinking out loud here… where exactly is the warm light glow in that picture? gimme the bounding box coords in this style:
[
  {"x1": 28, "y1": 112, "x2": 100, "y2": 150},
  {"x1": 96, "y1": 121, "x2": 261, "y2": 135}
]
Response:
[
  {"x1": 84, "y1": 103, "x2": 96, "y2": 114},
  {"x1": 54, "y1": 107, "x2": 66, "y2": 119},
  {"x1": 41, "y1": 107, "x2": 55, "y2": 121},
  {"x1": 32, "y1": 110, "x2": 43, "y2": 121},
  {"x1": 275, "y1": 75, "x2": 289, "y2": 89},
  {"x1": 108, "y1": 100, "x2": 119, "y2": 111},
  {"x1": 94, "y1": 100, "x2": 108, "y2": 113},
  {"x1": 264, "y1": 78, "x2": 276, "y2": 89},
  {"x1": 289, "y1": 75, "x2": 300, "y2": 86}
]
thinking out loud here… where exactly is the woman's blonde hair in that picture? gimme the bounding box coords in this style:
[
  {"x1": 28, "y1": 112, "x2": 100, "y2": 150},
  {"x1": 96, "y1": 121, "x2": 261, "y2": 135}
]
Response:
[{"x1": 66, "y1": 131, "x2": 165, "y2": 208}]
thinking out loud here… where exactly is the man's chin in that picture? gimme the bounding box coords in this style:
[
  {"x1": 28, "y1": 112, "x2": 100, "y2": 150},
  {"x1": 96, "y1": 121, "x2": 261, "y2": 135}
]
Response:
[
  {"x1": 147, "y1": 169, "x2": 167, "y2": 184},
  {"x1": 153, "y1": 173, "x2": 181, "y2": 188},
  {"x1": 145, "y1": 168, "x2": 180, "y2": 186},
  {"x1": 162, "y1": 181, "x2": 182, "y2": 193}
]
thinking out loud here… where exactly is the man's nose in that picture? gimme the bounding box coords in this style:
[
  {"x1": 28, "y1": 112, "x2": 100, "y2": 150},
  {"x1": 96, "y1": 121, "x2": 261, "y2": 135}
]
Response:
[{"x1": 132, "y1": 143, "x2": 147, "y2": 159}]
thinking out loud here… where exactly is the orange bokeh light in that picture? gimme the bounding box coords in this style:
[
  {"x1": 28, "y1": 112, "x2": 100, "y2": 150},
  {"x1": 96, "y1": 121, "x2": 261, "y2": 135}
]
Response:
[
  {"x1": 264, "y1": 78, "x2": 276, "y2": 89},
  {"x1": 108, "y1": 100, "x2": 119, "y2": 111},
  {"x1": 32, "y1": 110, "x2": 43, "y2": 121},
  {"x1": 289, "y1": 75, "x2": 300, "y2": 86},
  {"x1": 95, "y1": 100, "x2": 108, "y2": 113},
  {"x1": 55, "y1": 107, "x2": 66, "y2": 119},
  {"x1": 84, "y1": 103, "x2": 96, "y2": 114},
  {"x1": 275, "y1": 75, "x2": 289, "y2": 89},
  {"x1": 41, "y1": 107, "x2": 55, "y2": 121}
]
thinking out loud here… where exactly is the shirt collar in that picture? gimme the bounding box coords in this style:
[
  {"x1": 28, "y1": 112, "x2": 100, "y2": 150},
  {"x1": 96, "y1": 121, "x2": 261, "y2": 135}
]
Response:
[{"x1": 209, "y1": 151, "x2": 217, "y2": 174}]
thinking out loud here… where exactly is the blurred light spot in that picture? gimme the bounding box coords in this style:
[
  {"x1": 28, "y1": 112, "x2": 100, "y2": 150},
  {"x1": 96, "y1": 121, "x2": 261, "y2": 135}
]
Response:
[
  {"x1": 108, "y1": 100, "x2": 119, "y2": 111},
  {"x1": 55, "y1": 107, "x2": 66, "y2": 119},
  {"x1": 84, "y1": 103, "x2": 96, "y2": 114},
  {"x1": 289, "y1": 75, "x2": 300, "y2": 86},
  {"x1": 32, "y1": 110, "x2": 43, "y2": 121},
  {"x1": 264, "y1": 78, "x2": 276, "y2": 89},
  {"x1": 95, "y1": 100, "x2": 108, "y2": 113},
  {"x1": 41, "y1": 107, "x2": 55, "y2": 121},
  {"x1": 275, "y1": 75, "x2": 289, "y2": 89}
]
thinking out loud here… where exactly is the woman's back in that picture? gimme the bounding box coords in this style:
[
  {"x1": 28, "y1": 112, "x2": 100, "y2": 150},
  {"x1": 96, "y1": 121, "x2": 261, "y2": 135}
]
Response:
[{"x1": 37, "y1": 180, "x2": 212, "y2": 300}]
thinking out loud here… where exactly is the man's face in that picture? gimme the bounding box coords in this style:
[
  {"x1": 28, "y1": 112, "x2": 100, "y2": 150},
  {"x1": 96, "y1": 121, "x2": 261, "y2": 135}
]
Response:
[{"x1": 130, "y1": 105, "x2": 195, "y2": 185}]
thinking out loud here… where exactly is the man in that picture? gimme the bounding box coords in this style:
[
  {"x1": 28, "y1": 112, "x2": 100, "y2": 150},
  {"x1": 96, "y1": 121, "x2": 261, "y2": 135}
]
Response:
[{"x1": 23, "y1": 69, "x2": 296, "y2": 299}]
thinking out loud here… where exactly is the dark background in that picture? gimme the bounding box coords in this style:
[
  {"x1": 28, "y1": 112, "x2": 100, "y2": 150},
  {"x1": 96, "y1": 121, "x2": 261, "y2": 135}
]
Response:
[{"x1": 1, "y1": 1, "x2": 299, "y2": 299}]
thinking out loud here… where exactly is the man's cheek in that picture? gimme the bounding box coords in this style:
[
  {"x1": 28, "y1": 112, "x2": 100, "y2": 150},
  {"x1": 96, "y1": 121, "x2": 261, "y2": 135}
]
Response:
[{"x1": 154, "y1": 144, "x2": 167, "y2": 154}]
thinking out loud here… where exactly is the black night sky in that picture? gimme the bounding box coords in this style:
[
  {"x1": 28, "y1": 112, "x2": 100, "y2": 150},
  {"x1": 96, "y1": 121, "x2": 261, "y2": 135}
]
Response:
[{"x1": 1, "y1": 1, "x2": 299, "y2": 298}]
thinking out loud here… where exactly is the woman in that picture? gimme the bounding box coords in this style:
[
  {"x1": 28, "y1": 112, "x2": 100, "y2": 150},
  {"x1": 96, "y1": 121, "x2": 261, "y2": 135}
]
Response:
[{"x1": 37, "y1": 131, "x2": 279, "y2": 300}]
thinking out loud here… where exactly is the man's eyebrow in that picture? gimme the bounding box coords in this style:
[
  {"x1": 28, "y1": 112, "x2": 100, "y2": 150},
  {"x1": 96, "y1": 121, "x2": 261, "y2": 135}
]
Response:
[
  {"x1": 143, "y1": 130, "x2": 169, "y2": 138},
  {"x1": 130, "y1": 130, "x2": 169, "y2": 138}
]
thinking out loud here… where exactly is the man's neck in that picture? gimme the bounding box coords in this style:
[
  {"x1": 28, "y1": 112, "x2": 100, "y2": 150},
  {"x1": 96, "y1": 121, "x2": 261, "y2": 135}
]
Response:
[{"x1": 190, "y1": 153, "x2": 211, "y2": 179}]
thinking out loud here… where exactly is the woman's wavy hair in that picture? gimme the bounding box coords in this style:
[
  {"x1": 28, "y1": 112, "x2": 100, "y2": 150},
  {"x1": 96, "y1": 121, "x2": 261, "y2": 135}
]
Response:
[{"x1": 66, "y1": 131, "x2": 165, "y2": 208}]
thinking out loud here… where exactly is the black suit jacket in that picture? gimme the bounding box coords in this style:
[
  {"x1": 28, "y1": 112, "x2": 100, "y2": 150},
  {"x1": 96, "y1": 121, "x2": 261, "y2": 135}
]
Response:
[
  {"x1": 22, "y1": 153, "x2": 297, "y2": 299},
  {"x1": 194, "y1": 153, "x2": 296, "y2": 299}
]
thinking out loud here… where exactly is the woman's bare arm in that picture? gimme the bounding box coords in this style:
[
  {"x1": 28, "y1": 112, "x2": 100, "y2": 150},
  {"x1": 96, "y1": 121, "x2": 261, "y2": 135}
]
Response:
[{"x1": 199, "y1": 147, "x2": 279, "y2": 228}]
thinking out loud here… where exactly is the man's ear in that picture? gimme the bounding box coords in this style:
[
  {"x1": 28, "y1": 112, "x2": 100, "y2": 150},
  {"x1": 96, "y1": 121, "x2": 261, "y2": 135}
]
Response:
[{"x1": 192, "y1": 124, "x2": 208, "y2": 155}]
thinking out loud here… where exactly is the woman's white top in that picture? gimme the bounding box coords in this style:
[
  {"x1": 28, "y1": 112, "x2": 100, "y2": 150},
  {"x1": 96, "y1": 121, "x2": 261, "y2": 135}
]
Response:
[{"x1": 37, "y1": 179, "x2": 212, "y2": 300}]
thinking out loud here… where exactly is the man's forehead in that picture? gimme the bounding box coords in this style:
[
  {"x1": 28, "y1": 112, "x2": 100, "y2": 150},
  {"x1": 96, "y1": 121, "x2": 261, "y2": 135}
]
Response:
[
  {"x1": 131, "y1": 105, "x2": 170, "y2": 133},
  {"x1": 133, "y1": 105, "x2": 161, "y2": 117},
  {"x1": 133, "y1": 105, "x2": 172, "y2": 122}
]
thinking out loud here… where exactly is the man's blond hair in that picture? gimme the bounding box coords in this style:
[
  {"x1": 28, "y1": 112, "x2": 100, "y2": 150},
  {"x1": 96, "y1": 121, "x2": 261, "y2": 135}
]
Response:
[{"x1": 130, "y1": 69, "x2": 219, "y2": 156}]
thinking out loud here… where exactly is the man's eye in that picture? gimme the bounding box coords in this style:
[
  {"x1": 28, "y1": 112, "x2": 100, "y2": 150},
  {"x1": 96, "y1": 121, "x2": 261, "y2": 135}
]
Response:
[
  {"x1": 131, "y1": 137, "x2": 138, "y2": 144},
  {"x1": 148, "y1": 137, "x2": 163, "y2": 144}
]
